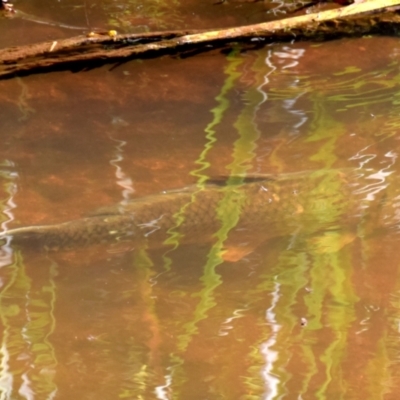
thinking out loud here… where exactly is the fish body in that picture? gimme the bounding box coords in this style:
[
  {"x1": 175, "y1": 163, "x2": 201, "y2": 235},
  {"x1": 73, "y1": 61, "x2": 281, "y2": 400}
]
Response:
[{"x1": 0, "y1": 169, "x2": 391, "y2": 251}]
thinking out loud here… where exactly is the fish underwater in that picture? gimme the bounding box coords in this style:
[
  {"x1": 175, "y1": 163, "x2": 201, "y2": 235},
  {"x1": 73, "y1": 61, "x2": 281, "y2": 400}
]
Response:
[{"x1": 0, "y1": 168, "x2": 395, "y2": 255}]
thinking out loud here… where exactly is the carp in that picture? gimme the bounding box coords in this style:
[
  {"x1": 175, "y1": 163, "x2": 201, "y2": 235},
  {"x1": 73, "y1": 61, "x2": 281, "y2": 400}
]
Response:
[{"x1": 0, "y1": 168, "x2": 390, "y2": 252}]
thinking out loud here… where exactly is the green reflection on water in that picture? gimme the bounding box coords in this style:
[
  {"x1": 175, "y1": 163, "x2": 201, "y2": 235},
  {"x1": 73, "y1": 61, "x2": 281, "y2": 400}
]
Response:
[
  {"x1": 105, "y1": 0, "x2": 183, "y2": 31},
  {"x1": 161, "y1": 49, "x2": 243, "y2": 275},
  {"x1": 119, "y1": 247, "x2": 162, "y2": 398},
  {"x1": 0, "y1": 252, "x2": 58, "y2": 399},
  {"x1": 191, "y1": 49, "x2": 244, "y2": 186},
  {"x1": 165, "y1": 49, "x2": 269, "y2": 396},
  {"x1": 177, "y1": 47, "x2": 263, "y2": 352},
  {"x1": 5, "y1": 38, "x2": 400, "y2": 399},
  {"x1": 27, "y1": 258, "x2": 58, "y2": 398},
  {"x1": 306, "y1": 96, "x2": 343, "y2": 168},
  {"x1": 168, "y1": 50, "x2": 245, "y2": 395},
  {"x1": 312, "y1": 238, "x2": 357, "y2": 399},
  {"x1": 177, "y1": 187, "x2": 247, "y2": 353}
]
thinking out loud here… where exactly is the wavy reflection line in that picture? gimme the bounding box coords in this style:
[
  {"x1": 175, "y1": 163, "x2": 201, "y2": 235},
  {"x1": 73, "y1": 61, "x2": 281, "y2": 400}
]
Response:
[
  {"x1": 298, "y1": 342, "x2": 318, "y2": 399},
  {"x1": 264, "y1": 46, "x2": 308, "y2": 171},
  {"x1": 154, "y1": 373, "x2": 172, "y2": 400},
  {"x1": 363, "y1": 335, "x2": 392, "y2": 398},
  {"x1": 190, "y1": 49, "x2": 244, "y2": 185},
  {"x1": 269, "y1": 0, "x2": 289, "y2": 17},
  {"x1": 119, "y1": 248, "x2": 161, "y2": 399},
  {"x1": 260, "y1": 248, "x2": 310, "y2": 398},
  {"x1": 0, "y1": 163, "x2": 59, "y2": 399},
  {"x1": 261, "y1": 280, "x2": 281, "y2": 400},
  {"x1": 253, "y1": 48, "x2": 278, "y2": 168},
  {"x1": 108, "y1": 126, "x2": 135, "y2": 202},
  {"x1": 23, "y1": 257, "x2": 58, "y2": 399},
  {"x1": 0, "y1": 342, "x2": 12, "y2": 400},
  {"x1": 379, "y1": 104, "x2": 400, "y2": 139},
  {"x1": 0, "y1": 162, "x2": 18, "y2": 400},
  {"x1": 160, "y1": 50, "x2": 244, "y2": 274},
  {"x1": 0, "y1": 205, "x2": 15, "y2": 262},
  {"x1": 326, "y1": 68, "x2": 400, "y2": 110},
  {"x1": 267, "y1": 47, "x2": 307, "y2": 133},
  {"x1": 355, "y1": 232, "x2": 393, "y2": 396},
  {"x1": 239, "y1": 255, "x2": 284, "y2": 396},
  {"x1": 0, "y1": 251, "x2": 28, "y2": 400},
  {"x1": 175, "y1": 48, "x2": 266, "y2": 352},
  {"x1": 355, "y1": 169, "x2": 391, "y2": 202},
  {"x1": 166, "y1": 51, "x2": 246, "y2": 396},
  {"x1": 260, "y1": 169, "x2": 382, "y2": 397},
  {"x1": 348, "y1": 145, "x2": 377, "y2": 169},
  {"x1": 19, "y1": 373, "x2": 33, "y2": 400},
  {"x1": 172, "y1": 49, "x2": 302, "y2": 379},
  {"x1": 355, "y1": 162, "x2": 400, "y2": 396},
  {"x1": 218, "y1": 308, "x2": 248, "y2": 337},
  {"x1": 265, "y1": 66, "x2": 400, "y2": 108},
  {"x1": 229, "y1": 57, "x2": 264, "y2": 179},
  {"x1": 0, "y1": 164, "x2": 18, "y2": 263},
  {"x1": 308, "y1": 235, "x2": 358, "y2": 399},
  {"x1": 176, "y1": 187, "x2": 247, "y2": 352}
]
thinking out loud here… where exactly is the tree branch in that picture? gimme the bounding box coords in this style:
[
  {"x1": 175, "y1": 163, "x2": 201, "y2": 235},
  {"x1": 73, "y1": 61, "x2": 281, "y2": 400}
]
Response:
[{"x1": 0, "y1": 0, "x2": 399, "y2": 79}]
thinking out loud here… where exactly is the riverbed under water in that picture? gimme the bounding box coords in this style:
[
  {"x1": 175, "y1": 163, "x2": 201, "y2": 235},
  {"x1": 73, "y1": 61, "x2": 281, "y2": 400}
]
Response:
[{"x1": 0, "y1": 1, "x2": 400, "y2": 399}]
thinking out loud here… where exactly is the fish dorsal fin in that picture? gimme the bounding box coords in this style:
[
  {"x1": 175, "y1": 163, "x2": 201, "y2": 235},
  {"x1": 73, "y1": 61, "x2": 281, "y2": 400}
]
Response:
[
  {"x1": 206, "y1": 174, "x2": 276, "y2": 186},
  {"x1": 87, "y1": 176, "x2": 277, "y2": 217},
  {"x1": 87, "y1": 185, "x2": 199, "y2": 217}
]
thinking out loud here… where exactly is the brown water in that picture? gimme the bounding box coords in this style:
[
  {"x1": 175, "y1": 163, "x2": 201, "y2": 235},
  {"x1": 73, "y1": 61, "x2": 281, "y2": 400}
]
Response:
[
  {"x1": 1, "y1": 1, "x2": 400, "y2": 399},
  {"x1": 0, "y1": 0, "x2": 276, "y2": 47}
]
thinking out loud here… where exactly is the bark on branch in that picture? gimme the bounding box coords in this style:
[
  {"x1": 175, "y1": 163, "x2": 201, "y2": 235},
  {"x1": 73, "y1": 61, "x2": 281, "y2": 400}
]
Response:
[{"x1": 1, "y1": 0, "x2": 400, "y2": 79}]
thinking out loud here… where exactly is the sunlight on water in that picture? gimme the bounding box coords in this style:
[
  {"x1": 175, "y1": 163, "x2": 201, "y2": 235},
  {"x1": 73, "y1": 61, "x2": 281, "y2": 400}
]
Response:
[
  {"x1": 108, "y1": 119, "x2": 136, "y2": 203},
  {"x1": 261, "y1": 281, "x2": 281, "y2": 400}
]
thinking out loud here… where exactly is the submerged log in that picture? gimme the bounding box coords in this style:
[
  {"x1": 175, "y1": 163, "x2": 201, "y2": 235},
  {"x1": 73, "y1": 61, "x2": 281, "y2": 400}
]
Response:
[{"x1": 0, "y1": 0, "x2": 400, "y2": 79}]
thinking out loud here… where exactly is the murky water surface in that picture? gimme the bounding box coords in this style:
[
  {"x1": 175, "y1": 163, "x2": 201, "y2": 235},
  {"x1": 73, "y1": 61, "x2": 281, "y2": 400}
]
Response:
[{"x1": 0, "y1": 1, "x2": 400, "y2": 399}]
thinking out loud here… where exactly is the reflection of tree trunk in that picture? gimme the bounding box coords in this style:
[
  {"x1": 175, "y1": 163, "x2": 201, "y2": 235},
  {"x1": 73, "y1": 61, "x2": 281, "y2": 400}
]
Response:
[{"x1": 0, "y1": 0, "x2": 399, "y2": 79}]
